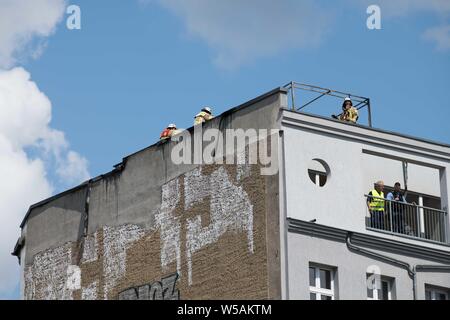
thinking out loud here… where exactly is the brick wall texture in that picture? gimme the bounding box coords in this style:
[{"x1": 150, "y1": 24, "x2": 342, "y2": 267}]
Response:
[{"x1": 24, "y1": 164, "x2": 280, "y2": 300}]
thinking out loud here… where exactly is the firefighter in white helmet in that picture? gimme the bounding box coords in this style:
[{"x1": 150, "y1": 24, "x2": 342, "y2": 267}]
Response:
[
  {"x1": 160, "y1": 123, "x2": 178, "y2": 141},
  {"x1": 332, "y1": 97, "x2": 358, "y2": 124},
  {"x1": 194, "y1": 106, "x2": 214, "y2": 125}
]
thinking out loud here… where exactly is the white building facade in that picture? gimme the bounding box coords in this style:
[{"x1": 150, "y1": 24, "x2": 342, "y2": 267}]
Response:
[{"x1": 279, "y1": 106, "x2": 450, "y2": 300}]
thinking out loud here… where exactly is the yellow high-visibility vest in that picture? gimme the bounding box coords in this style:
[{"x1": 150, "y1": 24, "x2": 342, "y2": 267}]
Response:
[
  {"x1": 194, "y1": 111, "x2": 213, "y2": 125},
  {"x1": 369, "y1": 189, "x2": 385, "y2": 212},
  {"x1": 339, "y1": 107, "x2": 359, "y2": 123}
]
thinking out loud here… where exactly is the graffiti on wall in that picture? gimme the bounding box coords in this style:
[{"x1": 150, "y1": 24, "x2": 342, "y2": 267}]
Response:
[{"x1": 118, "y1": 273, "x2": 180, "y2": 300}]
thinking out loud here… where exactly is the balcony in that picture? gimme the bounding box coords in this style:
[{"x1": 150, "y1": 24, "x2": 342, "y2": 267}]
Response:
[{"x1": 365, "y1": 195, "x2": 449, "y2": 245}]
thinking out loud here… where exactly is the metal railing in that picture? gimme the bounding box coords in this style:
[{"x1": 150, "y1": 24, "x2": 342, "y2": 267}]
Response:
[
  {"x1": 365, "y1": 195, "x2": 449, "y2": 244},
  {"x1": 283, "y1": 82, "x2": 373, "y2": 127}
]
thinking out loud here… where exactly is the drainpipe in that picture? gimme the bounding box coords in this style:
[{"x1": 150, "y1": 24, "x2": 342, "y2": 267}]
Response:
[
  {"x1": 83, "y1": 180, "x2": 92, "y2": 237},
  {"x1": 75, "y1": 180, "x2": 92, "y2": 265},
  {"x1": 347, "y1": 232, "x2": 450, "y2": 300},
  {"x1": 346, "y1": 232, "x2": 416, "y2": 299},
  {"x1": 278, "y1": 130, "x2": 290, "y2": 300},
  {"x1": 402, "y1": 161, "x2": 408, "y2": 198}
]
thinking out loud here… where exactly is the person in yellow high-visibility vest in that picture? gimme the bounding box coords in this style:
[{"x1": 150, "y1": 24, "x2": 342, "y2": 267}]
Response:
[
  {"x1": 332, "y1": 97, "x2": 358, "y2": 124},
  {"x1": 194, "y1": 107, "x2": 213, "y2": 125},
  {"x1": 367, "y1": 180, "x2": 386, "y2": 230}
]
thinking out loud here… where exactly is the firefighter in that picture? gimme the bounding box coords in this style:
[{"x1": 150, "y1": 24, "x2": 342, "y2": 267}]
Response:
[
  {"x1": 332, "y1": 97, "x2": 358, "y2": 124},
  {"x1": 194, "y1": 107, "x2": 213, "y2": 125},
  {"x1": 160, "y1": 123, "x2": 177, "y2": 141}
]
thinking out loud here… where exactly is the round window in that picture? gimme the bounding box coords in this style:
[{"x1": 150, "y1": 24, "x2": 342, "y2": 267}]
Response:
[{"x1": 307, "y1": 159, "x2": 330, "y2": 187}]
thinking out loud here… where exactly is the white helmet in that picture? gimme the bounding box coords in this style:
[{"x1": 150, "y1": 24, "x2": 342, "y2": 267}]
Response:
[
  {"x1": 202, "y1": 106, "x2": 212, "y2": 114},
  {"x1": 167, "y1": 123, "x2": 176, "y2": 129},
  {"x1": 343, "y1": 97, "x2": 352, "y2": 109}
]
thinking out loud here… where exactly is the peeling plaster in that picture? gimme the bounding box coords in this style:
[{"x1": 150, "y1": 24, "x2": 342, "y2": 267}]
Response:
[
  {"x1": 82, "y1": 281, "x2": 98, "y2": 300},
  {"x1": 155, "y1": 179, "x2": 182, "y2": 275},
  {"x1": 66, "y1": 265, "x2": 81, "y2": 290},
  {"x1": 81, "y1": 233, "x2": 98, "y2": 263},
  {"x1": 24, "y1": 164, "x2": 257, "y2": 298},
  {"x1": 24, "y1": 243, "x2": 74, "y2": 300},
  {"x1": 185, "y1": 167, "x2": 254, "y2": 285},
  {"x1": 103, "y1": 224, "x2": 145, "y2": 299}
]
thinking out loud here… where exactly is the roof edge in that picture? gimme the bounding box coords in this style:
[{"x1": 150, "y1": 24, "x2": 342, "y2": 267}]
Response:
[
  {"x1": 19, "y1": 86, "x2": 288, "y2": 229},
  {"x1": 282, "y1": 109, "x2": 450, "y2": 150},
  {"x1": 123, "y1": 86, "x2": 288, "y2": 161},
  {"x1": 288, "y1": 218, "x2": 450, "y2": 263}
]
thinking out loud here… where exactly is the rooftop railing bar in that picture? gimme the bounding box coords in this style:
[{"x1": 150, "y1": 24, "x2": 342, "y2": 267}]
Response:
[{"x1": 283, "y1": 82, "x2": 372, "y2": 127}]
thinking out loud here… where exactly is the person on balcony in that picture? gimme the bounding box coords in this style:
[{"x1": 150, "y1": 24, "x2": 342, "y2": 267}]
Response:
[
  {"x1": 194, "y1": 106, "x2": 214, "y2": 125},
  {"x1": 386, "y1": 182, "x2": 416, "y2": 235},
  {"x1": 386, "y1": 182, "x2": 408, "y2": 234},
  {"x1": 332, "y1": 97, "x2": 358, "y2": 124},
  {"x1": 367, "y1": 181, "x2": 386, "y2": 230}
]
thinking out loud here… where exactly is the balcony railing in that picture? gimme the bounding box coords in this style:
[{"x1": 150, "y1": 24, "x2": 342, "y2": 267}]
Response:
[{"x1": 365, "y1": 195, "x2": 449, "y2": 245}]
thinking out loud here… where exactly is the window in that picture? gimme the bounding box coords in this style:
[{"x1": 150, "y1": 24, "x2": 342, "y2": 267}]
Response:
[
  {"x1": 307, "y1": 159, "x2": 330, "y2": 187},
  {"x1": 425, "y1": 285, "x2": 449, "y2": 300},
  {"x1": 309, "y1": 264, "x2": 336, "y2": 300},
  {"x1": 366, "y1": 274, "x2": 395, "y2": 300}
]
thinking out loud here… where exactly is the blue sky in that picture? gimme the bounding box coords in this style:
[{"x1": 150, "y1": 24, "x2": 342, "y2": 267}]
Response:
[
  {"x1": 0, "y1": 0, "x2": 449, "y2": 299},
  {"x1": 28, "y1": 1, "x2": 450, "y2": 179}
]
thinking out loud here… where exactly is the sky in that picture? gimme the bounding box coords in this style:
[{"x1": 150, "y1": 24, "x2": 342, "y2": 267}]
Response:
[{"x1": 0, "y1": 0, "x2": 449, "y2": 299}]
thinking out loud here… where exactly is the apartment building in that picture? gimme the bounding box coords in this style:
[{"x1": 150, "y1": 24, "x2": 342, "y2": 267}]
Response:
[{"x1": 13, "y1": 83, "x2": 450, "y2": 300}]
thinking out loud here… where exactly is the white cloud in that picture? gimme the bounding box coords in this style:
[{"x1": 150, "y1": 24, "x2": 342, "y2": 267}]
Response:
[
  {"x1": 0, "y1": 67, "x2": 89, "y2": 297},
  {"x1": 423, "y1": 24, "x2": 450, "y2": 51},
  {"x1": 0, "y1": 0, "x2": 66, "y2": 68},
  {"x1": 354, "y1": 0, "x2": 450, "y2": 17},
  {"x1": 151, "y1": 0, "x2": 332, "y2": 69},
  {"x1": 0, "y1": 0, "x2": 84, "y2": 299},
  {"x1": 149, "y1": 0, "x2": 450, "y2": 66},
  {"x1": 57, "y1": 151, "x2": 90, "y2": 185},
  {"x1": 355, "y1": 0, "x2": 450, "y2": 51},
  {"x1": 0, "y1": 135, "x2": 52, "y2": 297}
]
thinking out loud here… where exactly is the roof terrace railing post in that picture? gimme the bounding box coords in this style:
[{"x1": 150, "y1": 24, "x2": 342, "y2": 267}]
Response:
[
  {"x1": 446, "y1": 212, "x2": 449, "y2": 244},
  {"x1": 416, "y1": 206, "x2": 421, "y2": 238},
  {"x1": 291, "y1": 81, "x2": 296, "y2": 110},
  {"x1": 389, "y1": 201, "x2": 393, "y2": 233},
  {"x1": 367, "y1": 99, "x2": 373, "y2": 127}
]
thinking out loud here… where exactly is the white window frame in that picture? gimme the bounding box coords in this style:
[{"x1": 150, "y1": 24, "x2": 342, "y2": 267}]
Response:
[
  {"x1": 425, "y1": 286, "x2": 449, "y2": 300},
  {"x1": 308, "y1": 169, "x2": 327, "y2": 187},
  {"x1": 309, "y1": 265, "x2": 336, "y2": 300},
  {"x1": 367, "y1": 276, "x2": 393, "y2": 300}
]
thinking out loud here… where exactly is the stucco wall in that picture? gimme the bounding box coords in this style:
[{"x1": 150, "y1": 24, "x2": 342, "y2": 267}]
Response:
[
  {"x1": 287, "y1": 231, "x2": 450, "y2": 300},
  {"x1": 281, "y1": 110, "x2": 450, "y2": 250}
]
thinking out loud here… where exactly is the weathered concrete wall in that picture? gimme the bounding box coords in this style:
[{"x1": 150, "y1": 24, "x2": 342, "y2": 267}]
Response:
[
  {"x1": 24, "y1": 164, "x2": 280, "y2": 300},
  {"x1": 24, "y1": 188, "x2": 86, "y2": 265},
  {"x1": 20, "y1": 88, "x2": 285, "y2": 299},
  {"x1": 86, "y1": 87, "x2": 285, "y2": 233}
]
